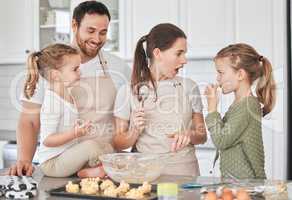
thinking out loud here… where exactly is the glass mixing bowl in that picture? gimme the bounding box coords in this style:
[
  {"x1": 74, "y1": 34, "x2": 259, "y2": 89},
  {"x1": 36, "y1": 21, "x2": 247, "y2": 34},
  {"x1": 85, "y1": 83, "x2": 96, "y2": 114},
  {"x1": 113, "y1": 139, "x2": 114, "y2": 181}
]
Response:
[{"x1": 99, "y1": 153, "x2": 164, "y2": 183}]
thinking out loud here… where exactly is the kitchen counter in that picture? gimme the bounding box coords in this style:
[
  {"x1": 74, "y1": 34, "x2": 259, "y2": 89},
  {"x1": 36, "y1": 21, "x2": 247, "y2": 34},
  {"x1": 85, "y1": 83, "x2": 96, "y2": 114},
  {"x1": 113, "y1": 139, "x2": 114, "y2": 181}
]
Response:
[
  {"x1": 0, "y1": 169, "x2": 289, "y2": 200},
  {"x1": 40, "y1": 175, "x2": 203, "y2": 199},
  {"x1": 0, "y1": 173, "x2": 203, "y2": 199}
]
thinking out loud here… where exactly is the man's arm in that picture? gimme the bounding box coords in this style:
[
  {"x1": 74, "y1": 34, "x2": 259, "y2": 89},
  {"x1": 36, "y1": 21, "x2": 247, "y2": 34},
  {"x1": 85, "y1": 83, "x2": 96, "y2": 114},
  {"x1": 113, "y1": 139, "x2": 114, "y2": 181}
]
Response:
[{"x1": 8, "y1": 101, "x2": 41, "y2": 176}]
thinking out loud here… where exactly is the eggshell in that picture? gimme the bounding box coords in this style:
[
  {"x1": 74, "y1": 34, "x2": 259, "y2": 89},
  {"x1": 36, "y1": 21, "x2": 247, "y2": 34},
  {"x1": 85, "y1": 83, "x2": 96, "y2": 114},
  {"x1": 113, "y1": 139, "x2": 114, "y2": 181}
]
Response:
[
  {"x1": 222, "y1": 188, "x2": 233, "y2": 200},
  {"x1": 216, "y1": 186, "x2": 224, "y2": 197}
]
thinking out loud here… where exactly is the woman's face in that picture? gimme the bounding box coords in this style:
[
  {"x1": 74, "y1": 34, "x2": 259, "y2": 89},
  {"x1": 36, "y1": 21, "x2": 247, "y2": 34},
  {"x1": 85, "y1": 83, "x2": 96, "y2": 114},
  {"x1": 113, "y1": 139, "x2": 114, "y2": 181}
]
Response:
[{"x1": 156, "y1": 37, "x2": 187, "y2": 79}]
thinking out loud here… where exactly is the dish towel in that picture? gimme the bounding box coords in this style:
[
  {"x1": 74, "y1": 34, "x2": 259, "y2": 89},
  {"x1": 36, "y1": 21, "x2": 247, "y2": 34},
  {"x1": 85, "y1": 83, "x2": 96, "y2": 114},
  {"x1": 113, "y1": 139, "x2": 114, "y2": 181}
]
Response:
[{"x1": 0, "y1": 176, "x2": 38, "y2": 199}]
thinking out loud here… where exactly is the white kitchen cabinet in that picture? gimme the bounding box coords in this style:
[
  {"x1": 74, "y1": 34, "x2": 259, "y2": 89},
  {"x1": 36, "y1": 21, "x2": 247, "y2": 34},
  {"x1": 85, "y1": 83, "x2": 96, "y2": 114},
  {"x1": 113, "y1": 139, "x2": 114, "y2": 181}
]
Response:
[
  {"x1": 38, "y1": 0, "x2": 71, "y2": 49},
  {"x1": 0, "y1": 0, "x2": 35, "y2": 64},
  {"x1": 179, "y1": 0, "x2": 235, "y2": 59},
  {"x1": 121, "y1": 0, "x2": 179, "y2": 60},
  {"x1": 196, "y1": 148, "x2": 220, "y2": 177},
  {"x1": 0, "y1": 0, "x2": 120, "y2": 64},
  {"x1": 0, "y1": 0, "x2": 70, "y2": 64}
]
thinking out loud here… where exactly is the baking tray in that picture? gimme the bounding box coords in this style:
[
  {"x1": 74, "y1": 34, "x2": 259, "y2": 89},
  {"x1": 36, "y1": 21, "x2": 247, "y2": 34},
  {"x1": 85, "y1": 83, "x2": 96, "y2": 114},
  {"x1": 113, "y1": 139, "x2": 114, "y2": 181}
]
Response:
[{"x1": 47, "y1": 180, "x2": 157, "y2": 200}]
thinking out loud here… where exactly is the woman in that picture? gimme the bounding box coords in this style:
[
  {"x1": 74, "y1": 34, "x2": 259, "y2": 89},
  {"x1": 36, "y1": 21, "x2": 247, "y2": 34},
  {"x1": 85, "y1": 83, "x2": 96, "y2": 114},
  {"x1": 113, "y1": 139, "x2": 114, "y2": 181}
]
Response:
[{"x1": 113, "y1": 23, "x2": 207, "y2": 176}]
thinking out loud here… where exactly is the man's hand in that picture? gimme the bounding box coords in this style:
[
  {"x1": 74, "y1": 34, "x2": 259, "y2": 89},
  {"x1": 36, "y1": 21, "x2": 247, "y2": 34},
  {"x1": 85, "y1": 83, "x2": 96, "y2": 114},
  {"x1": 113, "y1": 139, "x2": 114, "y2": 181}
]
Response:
[{"x1": 7, "y1": 160, "x2": 34, "y2": 176}]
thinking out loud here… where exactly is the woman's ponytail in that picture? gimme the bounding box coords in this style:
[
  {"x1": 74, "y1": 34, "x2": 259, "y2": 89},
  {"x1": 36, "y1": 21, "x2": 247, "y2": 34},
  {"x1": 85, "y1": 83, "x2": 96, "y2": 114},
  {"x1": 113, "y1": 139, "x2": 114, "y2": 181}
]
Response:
[{"x1": 131, "y1": 35, "x2": 155, "y2": 95}]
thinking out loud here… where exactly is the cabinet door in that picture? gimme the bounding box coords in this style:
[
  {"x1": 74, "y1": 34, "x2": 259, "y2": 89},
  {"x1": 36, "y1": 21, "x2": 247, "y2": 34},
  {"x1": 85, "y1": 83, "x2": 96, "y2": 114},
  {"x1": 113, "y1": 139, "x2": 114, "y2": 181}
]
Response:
[
  {"x1": 0, "y1": 0, "x2": 34, "y2": 64},
  {"x1": 122, "y1": 0, "x2": 179, "y2": 60},
  {"x1": 196, "y1": 148, "x2": 220, "y2": 177}
]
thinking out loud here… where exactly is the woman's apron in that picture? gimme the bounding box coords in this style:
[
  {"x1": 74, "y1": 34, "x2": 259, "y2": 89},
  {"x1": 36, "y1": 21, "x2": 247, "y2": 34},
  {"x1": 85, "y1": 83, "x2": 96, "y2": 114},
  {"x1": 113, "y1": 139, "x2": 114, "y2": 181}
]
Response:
[
  {"x1": 71, "y1": 52, "x2": 117, "y2": 145},
  {"x1": 134, "y1": 77, "x2": 200, "y2": 176}
]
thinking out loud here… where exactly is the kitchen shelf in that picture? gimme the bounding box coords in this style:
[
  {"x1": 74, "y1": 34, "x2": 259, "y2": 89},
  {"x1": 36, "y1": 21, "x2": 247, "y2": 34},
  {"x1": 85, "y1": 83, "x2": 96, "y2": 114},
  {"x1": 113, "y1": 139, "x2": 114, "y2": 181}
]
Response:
[{"x1": 40, "y1": 24, "x2": 69, "y2": 29}]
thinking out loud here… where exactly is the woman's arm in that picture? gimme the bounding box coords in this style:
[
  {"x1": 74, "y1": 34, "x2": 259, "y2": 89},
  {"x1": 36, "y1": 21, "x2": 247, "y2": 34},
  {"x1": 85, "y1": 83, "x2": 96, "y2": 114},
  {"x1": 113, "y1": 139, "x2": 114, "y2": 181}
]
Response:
[
  {"x1": 189, "y1": 113, "x2": 207, "y2": 145},
  {"x1": 113, "y1": 117, "x2": 138, "y2": 150},
  {"x1": 113, "y1": 112, "x2": 146, "y2": 151}
]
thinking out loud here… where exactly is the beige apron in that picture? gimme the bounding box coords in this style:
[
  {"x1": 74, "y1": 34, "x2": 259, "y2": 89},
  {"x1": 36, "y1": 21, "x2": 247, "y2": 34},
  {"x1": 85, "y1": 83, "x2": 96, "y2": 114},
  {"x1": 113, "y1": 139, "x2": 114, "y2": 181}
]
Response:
[
  {"x1": 71, "y1": 52, "x2": 117, "y2": 144},
  {"x1": 134, "y1": 77, "x2": 200, "y2": 176}
]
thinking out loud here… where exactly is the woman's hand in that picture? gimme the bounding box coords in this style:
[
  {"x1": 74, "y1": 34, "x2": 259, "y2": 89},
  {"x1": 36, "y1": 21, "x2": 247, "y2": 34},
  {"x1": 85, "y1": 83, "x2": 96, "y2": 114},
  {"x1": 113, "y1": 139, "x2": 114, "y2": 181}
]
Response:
[
  {"x1": 170, "y1": 132, "x2": 191, "y2": 152},
  {"x1": 130, "y1": 108, "x2": 146, "y2": 135},
  {"x1": 204, "y1": 84, "x2": 219, "y2": 113}
]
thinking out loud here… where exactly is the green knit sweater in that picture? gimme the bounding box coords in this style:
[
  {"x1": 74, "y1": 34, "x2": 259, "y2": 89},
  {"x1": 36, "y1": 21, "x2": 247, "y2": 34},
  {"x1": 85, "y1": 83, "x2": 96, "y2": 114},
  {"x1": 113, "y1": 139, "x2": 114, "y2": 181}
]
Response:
[{"x1": 205, "y1": 96, "x2": 266, "y2": 179}]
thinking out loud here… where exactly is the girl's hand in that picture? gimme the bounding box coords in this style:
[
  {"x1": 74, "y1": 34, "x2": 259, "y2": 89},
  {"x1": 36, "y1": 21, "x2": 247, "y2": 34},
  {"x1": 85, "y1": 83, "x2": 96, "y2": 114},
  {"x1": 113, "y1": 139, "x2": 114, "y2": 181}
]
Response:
[
  {"x1": 131, "y1": 108, "x2": 146, "y2": 135},
  {"x1": 204, "y1": 84, "x2": 219, "y2": 113},
  {"x1": 74, "y1": 120, "x2": 91, "y2": 138},
  {"x1": 170, "y1": 132, "x2": 191, "y2": 152}
]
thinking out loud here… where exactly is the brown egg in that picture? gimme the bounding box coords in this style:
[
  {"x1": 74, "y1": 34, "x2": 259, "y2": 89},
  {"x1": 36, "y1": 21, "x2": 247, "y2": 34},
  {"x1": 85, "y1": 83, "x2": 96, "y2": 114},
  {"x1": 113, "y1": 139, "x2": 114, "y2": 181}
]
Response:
[
  {"x1": 221, "y1": 191, "x2": 233, "y2": 200},
  {"x1": 222, "y1": 188, "x2": 233, "y2": 196},
  {"x1": 236, "y1": 189, "x2": 251, "y2": 200},
  {"x1": 204, "y1": 191, "x2": 217, "y2": 200}
]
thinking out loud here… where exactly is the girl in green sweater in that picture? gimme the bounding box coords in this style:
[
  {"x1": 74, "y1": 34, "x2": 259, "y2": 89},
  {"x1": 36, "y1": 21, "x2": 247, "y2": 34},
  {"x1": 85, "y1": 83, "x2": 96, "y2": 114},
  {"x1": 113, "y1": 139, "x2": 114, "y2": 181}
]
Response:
[{"x1": 204, "y1": 43, "x2": 276, "y2": 179}]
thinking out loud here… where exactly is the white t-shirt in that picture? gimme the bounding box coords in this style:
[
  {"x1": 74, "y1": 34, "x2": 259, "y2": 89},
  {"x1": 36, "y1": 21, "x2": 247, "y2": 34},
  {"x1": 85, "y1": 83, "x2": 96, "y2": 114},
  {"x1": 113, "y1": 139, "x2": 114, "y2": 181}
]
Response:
[
  {"x1": 20, "y1": 50, "x2": 131, "y2": 104},
  {"x1": 38, "y1": 90, "x2": 78, "y2": 164},
  {"x1": 114, "y1": 77, "x2": 203, "y2": 121}
]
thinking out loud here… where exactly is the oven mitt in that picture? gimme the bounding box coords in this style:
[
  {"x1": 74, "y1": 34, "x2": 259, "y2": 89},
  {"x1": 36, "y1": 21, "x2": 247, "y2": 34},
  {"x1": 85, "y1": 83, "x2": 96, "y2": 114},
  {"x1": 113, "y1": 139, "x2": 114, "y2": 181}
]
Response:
[{"x1": 0, "y1": 176, "x2": 38, "y2": 199}]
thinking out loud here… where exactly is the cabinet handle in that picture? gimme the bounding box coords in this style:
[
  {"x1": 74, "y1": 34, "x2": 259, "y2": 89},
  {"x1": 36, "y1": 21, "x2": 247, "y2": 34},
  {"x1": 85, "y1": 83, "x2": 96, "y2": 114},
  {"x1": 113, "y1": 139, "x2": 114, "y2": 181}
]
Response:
[{"x1": 25, "y1": 50, "x2": 30, "y2": 54}]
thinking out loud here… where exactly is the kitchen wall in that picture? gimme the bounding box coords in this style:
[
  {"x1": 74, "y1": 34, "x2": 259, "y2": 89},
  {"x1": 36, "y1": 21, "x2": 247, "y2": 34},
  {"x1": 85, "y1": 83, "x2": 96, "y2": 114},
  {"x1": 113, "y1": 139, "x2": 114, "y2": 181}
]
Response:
[
  {"x1": 0, "y1": 65, "x2": 23, "y2": 131},
  {"x1": 0, "y1": 0, "x2": 287, "y2": 179}
]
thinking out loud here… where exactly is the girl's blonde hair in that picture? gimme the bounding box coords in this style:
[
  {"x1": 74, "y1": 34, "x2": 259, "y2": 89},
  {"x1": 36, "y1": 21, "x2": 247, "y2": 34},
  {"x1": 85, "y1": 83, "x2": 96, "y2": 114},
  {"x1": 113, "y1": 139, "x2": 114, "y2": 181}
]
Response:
[
  {"x1": 24, "y1": 43, "x2": 79, "y2": 99},
  {"x1": 215, "y1": 43, "x2": 276, "y2": 116}
]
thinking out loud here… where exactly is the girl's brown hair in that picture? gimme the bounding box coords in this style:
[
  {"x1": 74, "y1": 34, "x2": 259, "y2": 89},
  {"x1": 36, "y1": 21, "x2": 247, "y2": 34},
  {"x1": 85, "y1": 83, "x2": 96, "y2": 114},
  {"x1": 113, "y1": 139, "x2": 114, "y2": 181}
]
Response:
[
  {"x1": 131, "y1": 23, "x2": 186, "y2": 97},
  {"x1": 215, "y1": 43, "x2": 276, "y2": 116},
  {"x1": 24, "y1": 43, "x2": 79, "y2": 99}
]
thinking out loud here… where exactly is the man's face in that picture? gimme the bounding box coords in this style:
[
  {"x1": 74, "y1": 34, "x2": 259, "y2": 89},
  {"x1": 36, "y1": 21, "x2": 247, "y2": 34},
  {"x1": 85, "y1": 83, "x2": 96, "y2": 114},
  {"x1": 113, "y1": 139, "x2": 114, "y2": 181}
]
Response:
[{"x1": 73, "y1": 13, "x2": 109, "y2": 59}]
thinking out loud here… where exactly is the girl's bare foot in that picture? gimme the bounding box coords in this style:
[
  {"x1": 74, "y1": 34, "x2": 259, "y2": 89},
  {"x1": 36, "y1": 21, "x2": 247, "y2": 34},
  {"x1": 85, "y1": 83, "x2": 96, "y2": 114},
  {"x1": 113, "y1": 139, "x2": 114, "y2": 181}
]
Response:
[{"x1": 77, "y1": 165, "x2": 106, "y2": 178}]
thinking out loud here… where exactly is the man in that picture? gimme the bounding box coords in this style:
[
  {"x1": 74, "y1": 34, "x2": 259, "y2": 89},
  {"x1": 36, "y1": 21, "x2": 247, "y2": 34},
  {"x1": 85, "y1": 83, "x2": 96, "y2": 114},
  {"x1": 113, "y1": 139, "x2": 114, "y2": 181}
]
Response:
[{"x1": 8, "y1": 1, "x2": 130, "y2": 176}]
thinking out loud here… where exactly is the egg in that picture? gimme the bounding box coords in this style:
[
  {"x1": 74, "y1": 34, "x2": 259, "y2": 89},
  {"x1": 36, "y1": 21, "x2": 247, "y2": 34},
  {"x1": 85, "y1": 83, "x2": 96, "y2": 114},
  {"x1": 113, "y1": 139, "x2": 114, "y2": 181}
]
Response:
[
  {"x1": 230, "y1": 188, "x2": 237, "y2": 196},
  {"x1": 204, "y1": 191, "x2": 217, "y2": 200},
  {"x1": 222, "y1": 191, "x2": 233, "y2": 200},
  {"x1": 236, "y1": 189, "x2": 251, "y2": 200},
  {"x1": 221, "y1": 188, "x2": 233, "y2": 200}
]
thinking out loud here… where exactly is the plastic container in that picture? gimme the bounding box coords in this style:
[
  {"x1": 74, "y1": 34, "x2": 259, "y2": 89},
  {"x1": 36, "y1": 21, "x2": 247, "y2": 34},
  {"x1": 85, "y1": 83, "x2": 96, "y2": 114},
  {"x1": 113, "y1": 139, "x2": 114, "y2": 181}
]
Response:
[
  {"x1": 287, "y1": 182, "x2": 292, "y2": 199},
  {"x1": 157, "y1": 183, "x2": 178, "y2": 200}
]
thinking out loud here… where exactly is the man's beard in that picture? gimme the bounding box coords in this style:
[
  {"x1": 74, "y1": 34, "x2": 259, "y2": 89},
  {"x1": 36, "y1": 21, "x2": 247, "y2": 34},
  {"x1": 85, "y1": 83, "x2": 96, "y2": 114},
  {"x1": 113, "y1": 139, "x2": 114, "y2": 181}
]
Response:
[{"x1": 76, "y1": 31, "x2": 104, "y2": 58}]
